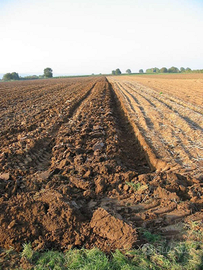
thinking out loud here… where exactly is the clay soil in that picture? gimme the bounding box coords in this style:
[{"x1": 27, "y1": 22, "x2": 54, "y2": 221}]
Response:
[
  {"x1": 109, "y1": 74, "x2": 203, "y2": 179},
  {"x1": 0, "y1": 77, "x2": 202, "y2": 265}
]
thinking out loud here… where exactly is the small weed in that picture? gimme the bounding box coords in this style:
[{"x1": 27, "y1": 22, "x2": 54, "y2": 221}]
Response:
[
  {"x1": 126, "y1": 181, "x2": 148, "y2": 193},
  {"x1": 126, "y1": 182, "x2": 141, "y2": 191},
  {"x1": 21, "y1": 242, "x2": 34, "y2": 261}
]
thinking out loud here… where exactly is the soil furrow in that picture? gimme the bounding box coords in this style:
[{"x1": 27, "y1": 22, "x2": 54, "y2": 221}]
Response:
[
  {"x1": 109, "y1": 77, "x2": 203, "y2": 178},
  {"x1": 0, "y1": 80, "x2": 97, "y2": 176},
  {"x1": 0, "y1": 76, "x2": 202, "y2": 255},
  {"x1": 126, "y1": 81, "x2": 203, "y2": 134},
  {"x1": 120, "y1": 83, "x2": 197, "y2": 166}
]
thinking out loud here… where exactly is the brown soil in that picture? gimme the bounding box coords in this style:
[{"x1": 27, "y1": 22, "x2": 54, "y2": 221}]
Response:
[
  {"x1": 119, "y1": 73, "x2": 203, "y2": 107},
  {"x1": 0, "y1": 77, "x2": 202, "y2": 267},
  {"x1": 108, "y1": 75, "x2": 203, "y2": 179}
]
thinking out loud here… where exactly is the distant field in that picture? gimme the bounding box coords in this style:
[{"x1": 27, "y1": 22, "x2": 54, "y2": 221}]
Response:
[{"x1": 119, "y1": 73, "x2": 203, "y2": 107}]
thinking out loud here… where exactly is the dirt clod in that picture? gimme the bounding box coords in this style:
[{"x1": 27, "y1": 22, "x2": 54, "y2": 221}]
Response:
[{"x1": 90, "y1": 208, "x2": 137, "y2": 250}]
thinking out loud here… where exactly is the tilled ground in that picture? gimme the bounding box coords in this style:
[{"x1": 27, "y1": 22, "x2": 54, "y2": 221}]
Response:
[
  {"x1": 109, "y1": 76, "x2": 203, "y2": 179},
  {"x1": 120, "y1": 73, "x2": 203, "y2": 107},
  {"x1": 0, "y1": 77, "x2": 202, "y2": 256},
  {"x1": 0, "y1": 77, "x2": 97, "y2": 175}
]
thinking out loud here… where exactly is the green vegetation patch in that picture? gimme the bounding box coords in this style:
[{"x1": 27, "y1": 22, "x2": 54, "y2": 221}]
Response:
[
  {"x1": 1, "y1": 240, "x2": 202, "y2": 270},
  {"x1": 1, "y1": 221, "x2": 202, "y2": 270}
]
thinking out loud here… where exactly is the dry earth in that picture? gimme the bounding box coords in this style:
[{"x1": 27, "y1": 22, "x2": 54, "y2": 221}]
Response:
[
  {"x1": 109, "y1": 74, "x2": 203, "y2": 179},
  {"x1": 0, "y1": 77, "x2": 202, "y2": 259},
  {"x1": 121, "y1": 73, "x2": 203, "y2": 107}
]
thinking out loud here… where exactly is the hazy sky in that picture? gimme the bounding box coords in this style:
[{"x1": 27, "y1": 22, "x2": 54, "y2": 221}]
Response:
[{"x1": 0, "y1": 0, "x2": 203, "y2": 76}]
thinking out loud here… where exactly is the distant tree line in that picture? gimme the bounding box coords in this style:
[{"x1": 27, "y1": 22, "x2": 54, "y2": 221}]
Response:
[
  {"x1": 2, "y1": 68, "x2": 53, "y2": 81},
  {"x1": 110, "y1": 67, "x2": 203, "y2": 76},
  {"x1": 22, "y1": 75, "x2": 42, "y2": 80},
  {"x1": 145, "y1": 67, "x2": 203, "y2": 74}
]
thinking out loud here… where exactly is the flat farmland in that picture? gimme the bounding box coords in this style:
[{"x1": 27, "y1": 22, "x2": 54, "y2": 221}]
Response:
[
  {"x1": 120, "y1": 73, "x2": 203, "y2": 106},
  {"x1": 0, "y1": 77, "x2": 202, "y2": 265},
  {"x1": 109, "y1": 74, "x2": 203, "y2": 179}
]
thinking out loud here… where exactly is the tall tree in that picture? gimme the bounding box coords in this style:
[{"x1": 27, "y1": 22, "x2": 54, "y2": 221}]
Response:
[
  {"x1": 160, "y1": 67, "x2": 167, "y2": 73},
  {"x1": 115, "y1": 68, "x2": 121, "y2": 75},
  {"x1": 139, "y1": 69, "x2": 144, "y2": 73},
  {"x1": 11, "y1": 72, "x2": 20, "y2": 80},
  {"x1": 44, "y1": 68, "x2": 53, "y2": 78},
  {"x1": 168, "y1": 66, "x2": 179, "y2": 73},
  {"x1": 126, "y1": 69, "x2": 131, "y2": 74}
]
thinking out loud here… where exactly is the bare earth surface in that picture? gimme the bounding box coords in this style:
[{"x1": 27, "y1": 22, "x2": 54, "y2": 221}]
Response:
[
  {"x1": 121, "y1": 73, "x2": 203, "y2": 107},
  {"x1": 0, "y1": 77, "x2": 202, "y2": 267},
  {"x1": 108, "y1": 74, "x2": 203, "y2": 179}
]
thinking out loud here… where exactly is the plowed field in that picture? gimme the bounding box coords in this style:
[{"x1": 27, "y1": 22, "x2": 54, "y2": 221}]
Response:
[
  {"x1": 109, "y1": 74, "x2": 203, "y2": 179},
  {"x1": 0, "y1": 76, "x2": 202, "y2": 256},
  {"x1": 120, "y1": 73, "x2": 203, "y2": 107}
]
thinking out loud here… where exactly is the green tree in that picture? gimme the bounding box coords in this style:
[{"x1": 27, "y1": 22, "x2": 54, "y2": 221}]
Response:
[
  {"x1": 180, "y1": 67, "x2": 185, "y2": 73},
  {"x1": 3, "y1": 73, "x2": 12, "y2": 81},
  {"x1": 112, "y1": 70, "x2": 116, "y2": 75},
  {"x1": 11, "y1": 72, "x2": 20, "y2": 80},
  {"x1": 115, "y1": 68, "x2": 121, "y2": 75},
  {"x1": 3, "y1": 72, "x2": 19, "y2": 81},
  {"x1": 153, "y1": 67, "x2": 160, "y2": 73},
  {"x1": 186, "y1": 67, "x2": 192, "y2": 72},
  {"x1": 168, "y1": 66, "x2": 179, "y2": 73},
  {"x1": 160, "y1": 67, "x2": 167, "y2": 73},
  {"x1": 139, "y1": 69, "x2": 144, "y2": 73},
  {"x1": 146, "y1": 67, "x2": 159, "y2": 73},
  {"x1": 44, "y1": 67, "x2": 53, "y2": 78},
  {"x1": 126, "y1": 69, "x2": 131, "y2": 74}
]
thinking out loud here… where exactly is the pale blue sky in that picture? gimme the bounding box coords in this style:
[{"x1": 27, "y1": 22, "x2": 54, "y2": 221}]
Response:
[{"x1": 0, "y1": 0, "x2": 203, "y2": 76}]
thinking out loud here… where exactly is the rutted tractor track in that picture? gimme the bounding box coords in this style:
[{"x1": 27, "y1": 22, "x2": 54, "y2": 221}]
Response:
[
  {"x1": 0, "y1": 79, "x2": 97, "y2": 176},
  {"x1": 0, "y1": 77, "x2": 202, "y2": 254}
]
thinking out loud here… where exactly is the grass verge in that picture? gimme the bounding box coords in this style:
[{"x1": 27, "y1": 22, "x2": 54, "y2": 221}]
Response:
[{"x1": 1, "y1": 221, "x2": 202, "y2": 270}]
